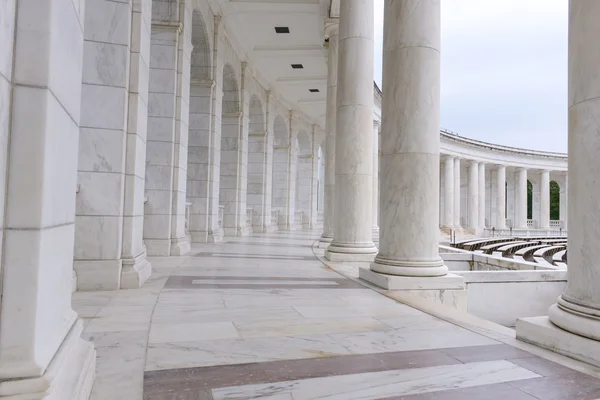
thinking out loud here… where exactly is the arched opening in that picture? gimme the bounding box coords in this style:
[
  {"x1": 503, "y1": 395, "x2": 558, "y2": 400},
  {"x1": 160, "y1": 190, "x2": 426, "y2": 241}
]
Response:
[
  {"x1": 187, "y1": 9, "x2": 214, "y2": 243},
  {"x1": 247, "y1": 95, "x2": 267, "y2": 232},
  {"x1": 550, "y1": 180, "x2": 560, "y2": 220},
  {"x1": 295, "y1": 131, "x2": 312, "y2": 227},
  {"x1": 272, "y1": 115, "x2": 289, "y2": 229},
  {"x1": 527, "y1": 180, "x2": 533, "y2": 220},
  {"x1": 220, "y1": 63, "x2": 242, "y2": 236}
]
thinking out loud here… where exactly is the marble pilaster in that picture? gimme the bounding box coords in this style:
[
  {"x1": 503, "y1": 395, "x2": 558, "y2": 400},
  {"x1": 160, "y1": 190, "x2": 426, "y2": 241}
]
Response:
[
  {"x1": 495, "y1": 165, "x2": 507, "y2": 229},
  {"x1": 478, "y1": 162, "x2": 486, "y2": 229},
  {"x1": 0, "y1": 0, "x2": 95, "y2": 397},
  {"x1": 468, "y1": 161, "x2": 479, "y2": 230},
  {"x1": 514, "y1": 167, "x2": 528, "y2": 229},
  {"x1": 75, "y1": 0, "x2": 151, "y2": 289},
  {"x1": 319, "y1": 22, "x2": 339, "y2": 247},
  {"x1": 325, "y1": 0, "x2": 377, "y2": 261},
  {"x1": 144, "y1": 18, "x2": 191, "y2": 256},
  {"x1": 372, "y1": 120, "x2": 380, "y2": 237},
  {"x1": 518, "y1": 1, "x2": 600, "y2": 366},
  {"x1": 443, "y1": 156, "x2": 455, "y2": 228},
  {"x1": 453, "y1": 157, "x2": 461, "y2": 228},
  {"x1": 368, "y1": 0, "x2": 447, "y2": 277},
  {"x1": 539, "y1": 170, "x2": 550, "y2": 229}
]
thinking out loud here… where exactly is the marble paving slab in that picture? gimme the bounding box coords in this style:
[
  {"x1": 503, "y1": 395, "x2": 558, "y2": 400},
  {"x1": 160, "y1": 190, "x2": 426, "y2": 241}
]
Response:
[{"x1": 210, "y1": 360, "x2": 540, "y2": 399}]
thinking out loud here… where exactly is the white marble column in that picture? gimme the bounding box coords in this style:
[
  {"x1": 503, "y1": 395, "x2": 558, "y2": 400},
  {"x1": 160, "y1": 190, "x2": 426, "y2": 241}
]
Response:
[
  {"x1": 539, "y1": 170, "x2": 550, "y2": 229},
  {"x1": 0, "y1": 0, "x2": 95, "y2": 396},
  {"x1": 453, "y1": 157, "x2": 461, "y2": 228},
  {"x1": 468, "y1": 161, "x2": 479, "y2": 230},
  {"x1": 319, "y1": 22, "x2": 339, "y2": 247},
  {"x1": 325, "y1": 0, "x2": 377, "y2": 261},
  {"x1": 496, "y1": 165, "x2": 507, "y2": 229},
  {"x1": 515, "y1": 167, "x2": 528, "y2": 229},
  {"x1": 372, "y1": 120, "x2": 380, "y2": 237},
  {"x1": 443, "y1": 156, "x2": 455, "y2": 228},
  {"x1": 478, "y1": 162, "x2": 486, "y2": 229},
  {"x1": 369, "y1": 0, "x2": 447, "y2": 276},
  {"x1": 518, "y1": 3, "x2": 600, "y2": 366}
]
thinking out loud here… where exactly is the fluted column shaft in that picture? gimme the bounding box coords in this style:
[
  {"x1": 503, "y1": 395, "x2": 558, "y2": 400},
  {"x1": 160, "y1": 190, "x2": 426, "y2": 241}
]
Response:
[
  {"x1": 539, "y1": 170, "x2": 550, "y2": 229},
  {"x1": 319, "y1": 23, "x2": 339, "y2": 246},
  {"x1": 548, "y1": 1, "x2": 600, "y2": 341},
  {"x1": 371, "y1": 0, "x2": 447, "y2": 277},
  {"x1": 478, "y1": 162, "x2": 486, "y2": 229},
  {"x1": 453, "y1": 158, "x2": 461, "y2": 227},
  {"x1": 443, "y1": 156, "x2": 455, "y2": 228},
  {"x1": 496, "y1": 165, "x2": 506, "y2": 229},
  {"x1": 515, "y1": 168, "x2": 528, "y2": 229},
  {"x1": 326, "y1": 0, "x2": 377, "y2": 260},
  {"x1": 468, "y1": 161, "x2": 479, "y2": 230},
  {"x1": 372, "y1": 121, "x2": 380, "y2": 236}
]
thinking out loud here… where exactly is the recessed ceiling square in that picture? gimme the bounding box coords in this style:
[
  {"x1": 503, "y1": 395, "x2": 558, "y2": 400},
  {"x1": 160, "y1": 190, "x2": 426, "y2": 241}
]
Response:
[
  {"x1": 291, "y1": 64, "x2": 304, "y2": 69},
  {"x1": 309, "y1": 88, "x2": 320, "y2": 93},
  {"x1": 275, "y1": 27, "x2": 290, "y2": 34}
]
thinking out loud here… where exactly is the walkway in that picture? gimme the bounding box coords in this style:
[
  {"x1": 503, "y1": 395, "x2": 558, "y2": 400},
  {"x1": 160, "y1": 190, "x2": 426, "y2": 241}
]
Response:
[{"x1": 73, "y1": 230, "x2": 600, "y2": 400}]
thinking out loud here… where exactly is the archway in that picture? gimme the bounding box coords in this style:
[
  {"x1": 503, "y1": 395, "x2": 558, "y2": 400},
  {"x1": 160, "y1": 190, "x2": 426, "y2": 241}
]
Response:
[
  {"x1": 220, "y1": 63, "x2": 243, "y2": 236},
  {"x1": 272, "y1": 115, "x2": 290, "y2": 230},
  {"x1": 550, "y1": 180, "x2": 560, "y2": 221},
  {"x1": 247, "y1": 95, "x2": 267, "y2": 232},
  {"x1": 295, "y1": 131, "x2": 312, "y2": 228},
  {"x1": 187, "y1": 9, "x2": 214, "y2": 243}
]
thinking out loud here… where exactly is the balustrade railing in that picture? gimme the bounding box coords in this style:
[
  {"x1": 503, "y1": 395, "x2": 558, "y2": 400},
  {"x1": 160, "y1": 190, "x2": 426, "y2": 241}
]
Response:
[
  {"x1": 294, "y1": 210, "x2": 303, "y2": 225},
  {"x1": 317, "y1": 210, "x2": 324, "y2": 223},
  {"x1": 550, "y1": 220, "x2": 562, "y2": 228},
  {"x1": 185, "y1": 201, "x2": 192, "y2": 234},
  {"x1": 527, "y1": 219, "x2": 535, "y2": 228},
  {"x1": 271, "y1": 209, "x2": 279, "y2": 227},
  {"x1": 218, "y1": 205, "x2": 225, "y2": 229},
  {"x1": 246, "y1": 208, "x2": 253, "y2": 232}
]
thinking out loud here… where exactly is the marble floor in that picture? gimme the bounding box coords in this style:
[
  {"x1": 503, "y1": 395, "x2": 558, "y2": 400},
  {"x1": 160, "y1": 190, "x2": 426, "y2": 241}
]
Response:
[{"x1": 73, "y1": 230, "x2": 600, "y2": 400}]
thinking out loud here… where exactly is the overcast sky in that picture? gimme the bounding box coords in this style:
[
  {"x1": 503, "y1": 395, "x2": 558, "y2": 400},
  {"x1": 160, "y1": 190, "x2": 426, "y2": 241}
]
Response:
[{"x1": 373, "y1": 0, "x2": 568, "y2": 152}]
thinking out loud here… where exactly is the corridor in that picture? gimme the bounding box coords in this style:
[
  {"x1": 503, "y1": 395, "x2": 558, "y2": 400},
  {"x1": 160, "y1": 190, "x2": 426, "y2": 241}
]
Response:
[{"x1": 73, "y1": 230, "x2": 600, "y2": 400}]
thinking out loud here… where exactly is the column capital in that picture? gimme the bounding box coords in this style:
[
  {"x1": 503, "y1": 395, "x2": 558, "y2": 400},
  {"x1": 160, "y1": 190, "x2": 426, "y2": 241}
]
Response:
[{"x1": 325, "y1": 19, "x2": 340, "y2": 38}]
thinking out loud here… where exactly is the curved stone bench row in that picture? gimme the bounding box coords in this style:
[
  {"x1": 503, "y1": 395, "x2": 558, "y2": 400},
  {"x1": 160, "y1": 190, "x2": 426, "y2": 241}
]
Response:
[{"x1": 454, "y1": 237, "x2": 568, "y2": 268}]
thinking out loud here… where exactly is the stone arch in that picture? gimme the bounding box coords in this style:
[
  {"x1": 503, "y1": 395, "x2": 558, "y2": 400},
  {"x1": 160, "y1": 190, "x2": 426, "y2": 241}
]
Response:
[
  {"x1": 550, "y1": 180, "x2": 560, "y2": 220},
  {"x1": 297, "y1": 130, "x2": 311, "y2": 156},
  {"x1": 273, "y1": 114, "x2": 289, "y2": 146},
  {"x1": 191, "y1": 9, "x2": 212, "y2": 81},
  {"x1": 222, "y1": 63, "x2": 239, "y2": 113},
  {"x1": 249, "y1": 95, "x2": 265, "y2": 133}
]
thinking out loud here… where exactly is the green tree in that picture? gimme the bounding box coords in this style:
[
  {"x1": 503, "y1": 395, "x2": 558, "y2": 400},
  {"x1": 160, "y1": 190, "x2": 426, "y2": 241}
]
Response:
[
  {"x1": 550, "y1": 181, "x2": 560, "y2": 220},
  {"x1": 527, "y1": 180, "x2": 533, "y2": 220}
]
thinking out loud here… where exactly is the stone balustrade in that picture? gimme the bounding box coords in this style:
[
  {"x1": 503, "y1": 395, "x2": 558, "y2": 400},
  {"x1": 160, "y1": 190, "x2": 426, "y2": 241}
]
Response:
[
  {"x1": 218, "y1": 205, "x2": 225, "y2": 229},
  {"x1": 246, "y1": 208, "x2": 253, "y2": 234}
]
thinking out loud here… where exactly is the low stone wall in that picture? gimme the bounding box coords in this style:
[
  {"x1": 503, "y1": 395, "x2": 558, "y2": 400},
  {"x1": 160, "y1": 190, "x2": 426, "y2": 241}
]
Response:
[
  {"x1": 455, "y1": 270, "x2": 566, "y2": 327},
  {"x1": 438, "y1": 248, "x2": 566, "y2": 327}
]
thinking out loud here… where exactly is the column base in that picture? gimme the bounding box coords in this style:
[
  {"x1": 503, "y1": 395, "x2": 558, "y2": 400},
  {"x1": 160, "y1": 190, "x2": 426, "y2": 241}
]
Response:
[
  {"x1": 516, "y1": 314, "x2": 600, "y2": 368},
  {"x1": 371, "y1": 256, "x2": 448, "y2": 277},
  {"x1": 318, "y1": 235, "x2": 333, "y2": 249},
  {"x1": 359, "y1": 267, "x2": 467, "y2": 311},
  {"x1": 120, "y1": 251, "x2": 152, "y2": 289},
  {"x1": 170, "y1": 236, "x2": 191, "y2": 256},
  {"x1": 73, "y1": 259, "x2": 122, "y2": 291},
  {"x1": 265, "y1": 224, "x2": 278, "y2": 233},
  {"x1": 324, "y1": 242, "x2": 377, "y2": 262},
  {"x1": 208, "y1": 229, "x2": 224, "y2": 243},
  {"x1": 0, "y1": 320, "x2": 96, "y2": 400},
  {"x1": 191, "y1": 230, "x2": 209, "y2": 243},
  {"x1": 144, "y1": 239, "x2": 172, "y2": 256}
]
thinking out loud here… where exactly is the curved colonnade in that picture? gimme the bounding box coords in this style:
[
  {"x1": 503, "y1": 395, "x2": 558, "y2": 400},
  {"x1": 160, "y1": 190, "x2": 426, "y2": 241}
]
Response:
[{"x1": 0, "y1": 0, "x2": 598, "y2": 397}]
